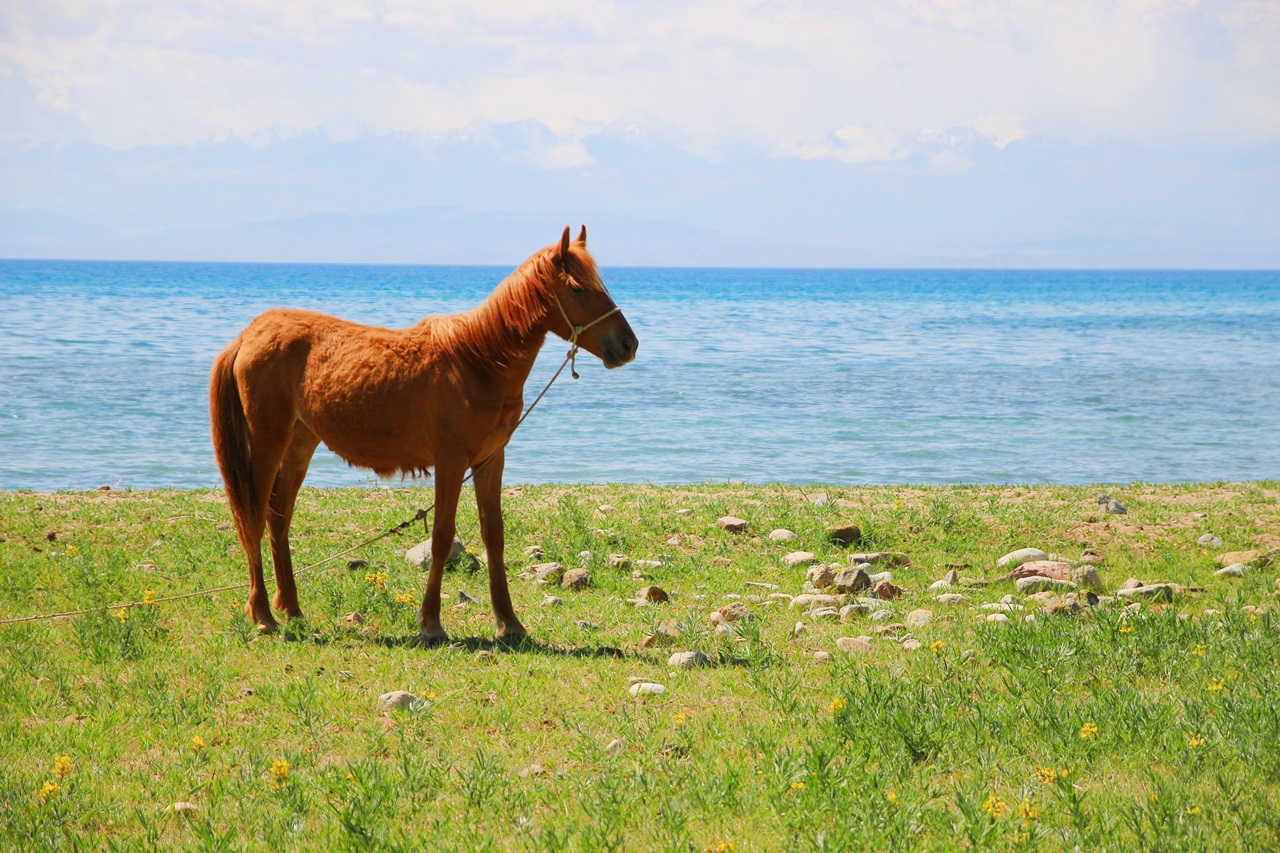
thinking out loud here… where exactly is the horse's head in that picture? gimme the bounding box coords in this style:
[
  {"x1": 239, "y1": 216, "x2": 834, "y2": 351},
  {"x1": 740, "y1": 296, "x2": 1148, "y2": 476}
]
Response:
[{"x1": 549, "y1": 225, "x2": 638, "y2": 369}]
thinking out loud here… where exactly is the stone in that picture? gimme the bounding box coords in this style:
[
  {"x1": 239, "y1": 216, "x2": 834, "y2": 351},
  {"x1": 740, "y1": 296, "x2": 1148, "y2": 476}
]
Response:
[
  {"x1": 723, "y1": 593, "x2": 741, "y2": 600},
  {"x1": 608, "y1": 554, "x2": 632, "y2": 569},
  {"x1": 769, "y1": 528, "x2": 799, "y2": 542},
  {"x1": 936, "y1": 593, "x2": 966, "y2": 605},
  {"x1": 789, "y1": 594, "x2": 840, "y2": 611},
  {"x1": 805, "y1": 564, "x2": 835, "y2": 588},
  {"x1": 342, "y1": 612, "x2": 364, "y2": 626},
  {"x1": 1216, "y1": 548, "x2": 1277, "y2": 568},
  {"x1": 836, "y1": 636, "x2": 873, "y2": 653},
  {"x1": 576, "y1": 620, "x2": 598, "y2": 631},
  {"x1": 712, "y1": 557, "x2": 732, "y2": 567},
  {"x1": 668, "y1": 651, "x2": 710, "y2": 669},
  {"x1": 811, "y1": 607, "x2": 840, "y2": 620},
  {"x1": 172, "y1": 801, "x2": 199, "y2": 816},
  {"x1": 676, "y1": 508, "x2": 693, "y2": 517},
  {"x1": 1015, "y1": 576, "x2": 1078, "y2": 594},
  {"x1": 636, "y1": 559, "x2": 663, "y2": 570},
  {"x1": 541, "y1": 595, "x2": 563, "y2": 607},
  {"x1": 784, "y1": 551, "x2": 817, "y2": 568},
  {"x1": 526, "y1": 562, "x2": 565, "y2": 583},
  {"x1": 238, "y1": 687, "x2": 256, "y2": 697},
  {"x1": 1003, "y1": 560, "x2": 1075, "y2": 581},
  {"x1": 1119, "y1": 577, "x2": 1146, "y2": 590},
  {"x1": 904, "y1": 609, "x2": 933, "y2": 628},
  {"x1": 636, "y1": 585, "x2": 669, "y2": 603},
  {"x1": 986, "y1": 613, "x2": 1012, "y2": 625},
  {"x1": 629, "y1": 682, "x2": 666, "y2": 697},
  {"x1": 1073, "y1": 567, "x2": 1102, "y2": 591},
  {"x1": 746, "y1": 581, "x2": 779, "y2": 590},
  {"x1": 769, "y1": 592, "x2": 794, "y2": 602},
  {"x1": 717, "y1": 516, "x2": 749, "y2": 533},
  {"x1": 827, "y1": 524, "x2": 862, "y2": 546},
  {"x1": 813, "y1": 651, "x2": 832, "y2": 663},
  {"x1": 561, "y1": 569, "x2": 591, "y2": 589},
  {"x1": 405, "y1": 537, "x2": 481, "y2": 572},
  {"x1": 928, "y1": 578, "x2": 951, "y2": 591},
  {"x1": 902, "y1": 638, "x2": 923, "y2": 651},
  {"x1": 1215, "y1": 564, "x2": 1245, "y2": 578},
  {"x1": 840, "y1": 603, "x2": 870, "y2": 620},
  {"x1": 1116, "y1": 583, "x2": 1175, "y2": 602},
  {"x1": 1097, "y1": 493, "x2": 1127, "y2": 514},
  {"x1": 793, "y1": 621, "x2": 808, "y2": 637},
  {"x1": 577, "y1": 550, "x2": 594, "y2": 564},
  {"x1": 849, "y1": 552, "x2": 910, "y2": 567},
  {"x1": 873, "y1": 622, "x2": 906, "y2": 635},
  {"x1": 523, "y1": 545, "x2": 545, "y2": 559},
  {"x1": 869, "y1": 609, "x2": 894, "y2": 621},
  {"x1": 833, "y1": 567, "x2": 871, "y2": 594},
  {"x1": 1080, "y1": 549, "x2": 1106, "y2": 565},
  {"x1": 1197, "y1": 534, "x2": 1223, "y2": 547},
  {"x1": 872, "y1": 580, "x2": 903, "y2": 600},
  {"x1": 379, "y1": 691, "x2": 419, "y2": 711},
  {"x1": 605, "y1": 737, "x2": 625, "y2": 752},
  {"x1": 519, "y1": 763, "x2": 547, "y2": 778},
  {"x1": 717, "y1": 601, "x2": 751, "y2": 622},
  {"x1": 981, "y1": 601, "x2": 1024, "y2": 612},
  {"x1": 869, "y1": 571, "x2": 893, "y2": 584},
  {"x1": 996, "y1": 548, "x2": 1049, "y2": 569},
  {"x1": 474, "y1": 650, "x2": 496, "y2": 663}
]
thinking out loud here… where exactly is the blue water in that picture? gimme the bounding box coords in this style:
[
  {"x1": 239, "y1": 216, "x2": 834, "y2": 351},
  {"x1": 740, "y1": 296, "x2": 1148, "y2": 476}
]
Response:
[{"x1": 1, "y1": 259, "x2": 1277, "y2": 490}]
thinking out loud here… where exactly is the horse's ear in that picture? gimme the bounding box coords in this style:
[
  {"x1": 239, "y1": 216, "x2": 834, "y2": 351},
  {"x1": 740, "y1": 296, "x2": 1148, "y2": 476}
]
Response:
[
  {"x1": 576, "y1": 225, "x2": 587, "y2": 246},
  {"x1": 558, "y1": 225, "x2": 571, "y2": 261}
]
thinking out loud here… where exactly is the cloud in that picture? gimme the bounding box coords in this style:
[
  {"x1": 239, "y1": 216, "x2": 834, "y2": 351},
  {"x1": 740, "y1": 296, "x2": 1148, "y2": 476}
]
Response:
[{"x1": 0, "y1": 0, "x2": 1277, "y2": 156}]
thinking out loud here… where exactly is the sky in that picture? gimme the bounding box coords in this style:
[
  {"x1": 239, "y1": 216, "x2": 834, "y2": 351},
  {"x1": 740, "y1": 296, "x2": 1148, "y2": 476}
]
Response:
[{"x1": 2, "y1": 0, "x2": 1278, "y2": 266}]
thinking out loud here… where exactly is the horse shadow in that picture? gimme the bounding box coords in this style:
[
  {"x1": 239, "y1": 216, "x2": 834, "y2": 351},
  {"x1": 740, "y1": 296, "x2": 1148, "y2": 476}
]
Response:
[{"x1": 373, "y1": 633, "x2": 627, "y2": 659}]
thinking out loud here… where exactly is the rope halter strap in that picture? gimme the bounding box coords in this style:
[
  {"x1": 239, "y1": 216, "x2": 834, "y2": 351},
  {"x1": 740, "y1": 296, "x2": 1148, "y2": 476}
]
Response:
[{"x1": 552, "y1": 279, "x2": 621, "y2": 379}]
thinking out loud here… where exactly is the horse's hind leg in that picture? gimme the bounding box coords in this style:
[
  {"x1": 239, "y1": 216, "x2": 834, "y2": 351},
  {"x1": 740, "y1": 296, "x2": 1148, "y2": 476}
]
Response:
[
  {"x1": 240, "y1": 410, "x2": 295, "y2": 633},
  {"x1": 266, "y1": 421, "x2": 320, "y2": 621},
  {"x1": 473, "y1": 449, "x2": 526, "y2": 640}
]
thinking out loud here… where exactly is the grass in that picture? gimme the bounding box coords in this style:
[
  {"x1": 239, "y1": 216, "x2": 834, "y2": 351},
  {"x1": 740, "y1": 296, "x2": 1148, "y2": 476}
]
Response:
[{"x1": 1, "y1": 481, "x2": 1278, "y2": 851}]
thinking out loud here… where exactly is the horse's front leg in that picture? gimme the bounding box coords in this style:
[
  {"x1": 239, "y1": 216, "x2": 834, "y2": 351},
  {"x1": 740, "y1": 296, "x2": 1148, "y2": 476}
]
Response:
[
  {"x1": 416, "y1": 457, "x2": 465, "y2": 644},
  {"x1": 473, "y1": 448, "x2": 526, "y2": 640}
]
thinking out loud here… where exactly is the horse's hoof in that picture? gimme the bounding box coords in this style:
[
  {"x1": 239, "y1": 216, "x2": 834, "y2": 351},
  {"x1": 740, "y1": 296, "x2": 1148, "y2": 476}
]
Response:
[
  {"x1": 256, "y1": 621, "x2": 279, "y2": 635},
  {"x1": 496, "y1": 623, "x2": 528, "y2": 642}
]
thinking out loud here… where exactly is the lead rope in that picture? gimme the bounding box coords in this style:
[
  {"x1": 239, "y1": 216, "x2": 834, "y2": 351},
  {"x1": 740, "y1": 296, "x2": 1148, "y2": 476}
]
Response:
[{"x1": 0, "y1": 297, "x2": 620, "y2": 627}]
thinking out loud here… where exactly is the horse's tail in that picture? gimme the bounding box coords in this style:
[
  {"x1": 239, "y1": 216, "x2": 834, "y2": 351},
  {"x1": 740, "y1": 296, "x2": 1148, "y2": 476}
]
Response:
[{"x1": 209, "y1": 338, "x2": 257, "y2": 544}]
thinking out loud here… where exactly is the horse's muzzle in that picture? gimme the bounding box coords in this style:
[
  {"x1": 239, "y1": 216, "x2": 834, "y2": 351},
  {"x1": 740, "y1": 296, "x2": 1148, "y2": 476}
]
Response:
[{"x1": 603, "y1": 332, "x2": 638, "y2": 369}]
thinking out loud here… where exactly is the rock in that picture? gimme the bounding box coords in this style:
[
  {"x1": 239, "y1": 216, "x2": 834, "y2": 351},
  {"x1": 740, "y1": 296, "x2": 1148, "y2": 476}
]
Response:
[
  {"x1": 474, "y1": 650, "x2": 496, "y2": 663},
  {"x1": 805, "y1": 565, "x2": 835, "y2": 589},
  {"x1": 869, "y1": 571, "x2": 893, "y2": 584},
  {"x1": 172, "y1": 801, "x2": 199, "y2": 815},
  {"x1": 1197, "y1": 534, "x2": 1223, "y2": 548},
  {"x1": 813, "y1": 651, "x2": 832, "y2": 663},
  {"x1": 936, "y1": 593, "x2": 966, "y2": 605},
  {"x1": 675, "y1": 508, "x2": 693, "y2": 517},
  {"x1": 238, "y1": 687, "x2": 256, "y2": 697},
  {"x1": 902, "y1": 638, "x2": 923, "y2": 651},
  {"x1": 1015, "y1": 576, "x2": 1078, "y2": 594},
  {"x1": 768, "y1": 592, "x2": 794, "y2": 602},
  {"x1": 561, "y1": 569, "x2": 591, "y2": 589},
  {"x1": 457, "y1": 590, "x2": 478, "y2": 603},
  {"x1": 849, "y1": 552, "x2": 910, "y2": 567},
  {"x1": 928, "y1": 578, "x2": 951, "y2": 591},
  {"x1": 746, "y1": 581, "x2": 779, "y2": 590},
  {"x1": 833, "y1": 567, "x2": 871, "y2": 594},
  {"x1": 712, "y1": 556, "x2": 732, "y2": 567},
  {"x1": 986, "y1": 613, "x2": 1011, "y2": 625},
  {"x1": 769, "y1": 528, "x2": 799, "y2": 542},
  {"x1": 668, "y1": 651, "x2": 710, "y2": 669},
  {"x1": 811, "y1": 607, "x2": 840, "y2": 620},
  {"x1": 840, "y1": 603, "x2": 870, "y2": 621},
  {"x1": 635, "y1": 559, "x2": 663, "y2": 570},
  {"x1": 784, "y1": 551, "x2": 817, "y2": 568},
  {"x1": 789, "y1": 594, "x2": 840, "y2": 611},
  {"x1": 826, "y1": 524, "x2": 862, "y2": 546},
  {"x1": 541, "y1": 595, "x2": 563, "y2": 607},
  {"x1": 872, "y1": 580, "x2": 903, "y2": 600},
  {"x1": 605, "y1": 737, "x2": 625, "y2": 752},
  {"x1": 1119, "y1": 577, "x2": 1146, "y2": 590},
  {"x1": 636, "y1": 585, "x2": 669, "y2": 603},
  {"x1": 1097, "y1": 493, "x2": 1127, "y2": 514},
  {"x1": 342, "y1": 612, "x2": 364, "y2": 626},
  {"x1": 1215, "y1": 564, "x2": 1245, "y2": 578},
  {"x1": 981, "y1": 601, "x2": 1024, "y2": 612},
  {"x1": 717, "y1": 516, "x2": 749, "y2": 533},
  {"x1": 1073, "y1": 567, "x2": 1102, "y2": 591},
  {"x1": 904, "y1": 609, "x2": 933, "y2": 628},
  {"x1": 526, "y1": 562, "x2": 565, "y2": 583},
  {"x1": 1002, "y1": 560, "x2": 1075, "y2": 581},
  {"x1": 608, "y1": 554, "x2": 631, "y2": 569},
  {"x1": 869, "y1": 609, "x2": 894, "y2": 621},
  {"x1": 836, "y1": 636, "x2": 873, "y2": 653},
  {"x1": 793, "y1": 621, "x2": 808, "y2": 637},
  {"x1": 629, "y1": 682, "x2": 666, "y2": 697},
  {"x1": 717, "y1": 601, "x2": 752, "y2": 622},
  {"x1": 723, "y1": 593, "x2": 741, "y2": 600},
  {"x1": 575, "y1": 620, "x2": 598, "y2": 631},
  {"x1": 405, "y1": 537, "x2": 480, "y2": 572},
  {"x1": 1116, "y1": 583, "x2": 1175, "y2": 602},
  {"x1": 523, "y1": 545, "x2": 545, "y2": 559},
  {"x1": 379, "y1": 691, "x2": 419, "y2": 711},
  {"x1": 1080, "y1": 549, "x2": 1106, "y2": 565},
  {"x1": 996, "y1": 548, "x2": 1048, "y2": 569},
  {"x1": 519, "y1": 763, "x2": 547, "y2": 778},
  {"x1": 577, "y1": 550, "x2": 594, "y2": 564},
  {"x1": 1216, "y1": 548, "x2": 1277, "y2": 568}
]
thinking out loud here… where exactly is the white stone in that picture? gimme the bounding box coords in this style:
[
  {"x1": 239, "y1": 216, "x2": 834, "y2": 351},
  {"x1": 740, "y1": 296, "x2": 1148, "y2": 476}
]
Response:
[
  {"x1": 840, "y1": 603, "x2": 869, "y2": 621},
  {"x1": 813, "y1": 651, "x2": 832, "y2": 663},
  {"x1": 541, "y1": 595, "x2": 563, "y2": 607},
  {"x1": 902, "y1": 638, "x2": 923, "y2": 651},
  {"x1": 668, "y1": 651, "x2": 710, "y2": 669},
  {"x1": 904, "y1": 609, "x2": 933, "y2": 628},
  {"x1": 1197, "y1": 534, "x2": 1223, "y2": 547},
  {"x1": 789, "y1": 594, "x2": 840, "y2": 610},
  {"x1": 869, "y1": 571, "x2": 892, "y2": 584},
  {"x1": 869, "y1": 609, "x2": 894, "y2": 621},
  {"x1": 675, "y1": 508, "x2": 693, "y2": 517},
  {"x1": 812, "y1": 607, "x2": 841, "y2": 620},
  {"x1": 793, "y1": 621, "x2": 808, "y2": 637},
  {"x1": 577, "y1": 550, "x2": 594, "y2": 564},
  {"x1": 1215, "y1": 564, "x2": 1246, "y2": 578},
  {"x1": 928, "y1": 578, "x2": 951, "y2": 591},
  {"x1": 1015, "y1": 577, "x2": 1078, "y2": 594},
  {"x1": 996, "y1": 548, "x2": 1049, "y2": 569},
  {"x1": 628, "y1": 682, "x2": 666, "y2": 697},
  {"x1": 769, "y1": 529, "x2": 799, "y2": 542},
  {"x1": 986, "y1": 613, "x2": 1011, "y2": 625},
  {"x1": 605, "y1": 738, "x2": 624, "y2": 752},
  {"x1": 379, "y1": 690, "x2": 419, "y2": 711},
  {"x1": 784, "y1": 551, "x2": 817, "y2": 567},
  {"x1": 936, "y1": 593, "x2": 966, "y2": 605},
  {"x1": 836, "y1": 636, "x2": 873, "y2": 653}
]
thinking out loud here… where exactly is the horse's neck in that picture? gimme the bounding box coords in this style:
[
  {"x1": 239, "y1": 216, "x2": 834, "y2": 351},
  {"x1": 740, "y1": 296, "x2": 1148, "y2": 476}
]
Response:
[{"x1": 459, "y1": 270, "x2": 554, "y2": 377}]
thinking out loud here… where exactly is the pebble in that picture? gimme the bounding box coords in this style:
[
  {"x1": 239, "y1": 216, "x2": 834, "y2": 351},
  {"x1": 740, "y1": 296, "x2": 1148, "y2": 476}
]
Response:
[
  {"x1": 1197, "y1": 534, "x2": 1223, "y2": 547},
  {"x1": 379, "y1": 690, "x2": 419, "y2": 711},
  {"x1": 668, "y1": 651, "x2": 710, "y2": 669},
  {"x1": 717, "y1": 601, "x2": 752, "y2": 622},
  {"x1": 769, "y1": 528, "x2": 799, "y2": 542},
  {"x1": 869, "y1": 609, "x2": 894, "y2": 621},
  {"x1": 833, "y1": 567, "x2": 871, "y2": 594},
  {"x1": 1116, "y1": 583, "x2": 1176, "y2": 602},
  {"x1": 577, "y1": 550, "x2": 594, "y2": 564},
  {"x1": 745, "y1": 594, "x2": 763, "y2": 603},
  {"x1": 928, "y1": 578, "x2": 951, "y2": 591},
  {"x1": 575, "y1": 620, "x2": 598, "y2": 631},
  {"x1": 986, "y1": 613, "x2": 1012, "y2": 625},
  {"x1": 561, "y1": 568, "x2": 591, "y2": 589},
  {"x1": 1097, "y1": 493, "x2": 1127, "y2": 514},
  {"x1": 904, "y1": 609, "x2": 933, "y2": 628},
  {"x1": 526, "y1": 562, "x2": 565, "y2": 583},
  {"x1": 238, "y1": 687, "x2": 256, "y2": 697},
  {"x1": 793, "y1": 621, "x2": 808, "y2": 637},
  {"x1": 840, "y1": 603, "x2": 869, "y2": 621},
  {"x1": 608, "y1": 554, "x2": 631, "y2": 569},
  {"x1": 813, "y1": 651, "x2": 832, "y2": 663},
  {"x1": 519, "y1": 763, "x2": 547, "y2": 778},
  {"x1": 636, "y1": 559, "x2": 663, "y2": 570},
  {"x1": 1080, "y1": 549, "x2": 1106, "y2": 565},
  {"x1": 812, "y1": 607, "x2": 840, "y2": 620},
  {"x1": 717, "y1": 516, "x2": 749, "y2": 533},
  {"x1": 708, "y1": 611, "x2": 735, "y2": 637},
  {"x1": 1241, "y1": 605, "x2": 1264, "y2": 616},
  {"x1": 936, "y1": 593, "x2": 966, "y2": 605},
  {"x1": 629, "y1": 682, "x2": 666, "y2": 697},
  {"x1": 605, "y1": 737, "x2": 625, "y2": 752},
  {"x1": 805, "y1": 565, "x2": 835, "y2": 588},
  {"x1": 746, "y1": 581, "x2": 779, "y2": 590},
  {"x1": 1217, "y1": 549, "x2": 1277, "y2": 568},
  {"x1": 523, "y1": 545, "x2": 545, "y2": 559},
  {"x1": 872, "y1": 580, "x2": 903, "y2": 600},
  {"x1": 981, "y1": 602, "x2": 1024, "y2": 612},
  {"x1": 474, "y1": 650, "x2": 495, "y2": 663},
  {"x1": 827, "y1": 524, "x2": 862, "y2": 546},
  {"x1": 996, "y1": 548, "x2": 1048, "y2": 569},
  {"x1": 541, "y1": 595, "x2": 563, "y2": 607},
  {"x1": 1215, "y1": 564, "x2": 1245, "y2": 578},
  {"x1": 849, "y1": 552, "x2": 910, "y2": 567},
  {"x1": 789, "y1": 594, "x2": 840, "y2": 611},
  {"x1": 636, "y1": 585, "x2": 669, "y2": 603},
  {"x1": 768, "y1": 592, "x2": 794, "y2": 602},
  {"x1": 784, "y1": 551, "x2": 817, "y2": 568},
  {"x1": 405, "y1": 537, "x2": 480, "y2": 572},
  {"x1": 1015, "y1": 577, "x2": 1078, "y2": 594},
  {"x1": 869, "y1": 571, "x2": 893, "y2": 584},
  {"x1": 1119, "y1": 577, "x2": 1146, "y2": 590},
  {"x1": 342, "y1": 612, "x2": 364, "y2": 626},
  {"x1": 902, "y1": 638, "x2": 922, "y2": 651},
  {"x1": 836, "y1": 636, "x2": 873, "y2": 653}
]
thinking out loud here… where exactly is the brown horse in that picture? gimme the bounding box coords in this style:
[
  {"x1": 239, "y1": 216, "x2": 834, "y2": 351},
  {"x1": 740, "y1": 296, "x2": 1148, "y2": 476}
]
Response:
[{"x1": 209, "y1": 226, "x2": 637, "y2": 641}]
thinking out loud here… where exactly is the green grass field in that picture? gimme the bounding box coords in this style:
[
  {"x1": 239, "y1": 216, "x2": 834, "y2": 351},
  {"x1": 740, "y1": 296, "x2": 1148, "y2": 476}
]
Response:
[{"x1": 1, "y1": 482, "x2": 1277, "y2": 851}]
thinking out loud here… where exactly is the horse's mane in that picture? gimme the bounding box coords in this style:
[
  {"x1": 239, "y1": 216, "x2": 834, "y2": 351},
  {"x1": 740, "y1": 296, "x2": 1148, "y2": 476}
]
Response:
[{"x1": 430, "y1": 244, "x2": 599, "y2": 369}]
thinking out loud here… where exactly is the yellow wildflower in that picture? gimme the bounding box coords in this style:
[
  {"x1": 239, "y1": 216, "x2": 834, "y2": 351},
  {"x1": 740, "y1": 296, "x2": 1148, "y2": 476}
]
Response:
[
  {"x1": 1187, "y1": 735, "x2": 1204, "y2": 749},
  {"x1": 1079, "y1": 722, "x2": 1099, "y2": 741},
  {"x1": 38, "y1": 781, "x2": 63, "y2": 804},
  {"x1": 1191, "y1": 644, "x2": 1206, "y2": 657},
  {"x1": 270, "y1": 759, "x2": 289, "y2": 789},
  {"x1": 53, "y1": 755, "x2": 72, "y2": 778},
  {"x1": 1186, "y1": 805, "x2": 1202, "y2": 815},
  {"x1": 65, "y1": 545, "x2": 78, "y2": 557},
  {"x1": 427, "y1": 691, "x2": 438, "y2": 701},
  {"x1": 1034, "y1": 766, "x2": 1057, "y2": 785},
  {"x1": 192, "y1": 735, "x2": 206, "y2": 752},
  {"x1": 829, "y1": 696, "x2": 847, "y2": 715},
  {"x1": 704, "y1": 840, "x2": 735, "y2": 853},
  {"x1": 982, "y1": 794, "x2": 1008, "y2": 819},
  {"x1": 1119, "y1": 624, "x2": 1134, "y2": 634},
  {"x1": 1018, "y1": 798, "x2": 1039, "y2": 826},
  {"x1": 143, "y1": 589, "x2": 156, "y2": 606},
  {"x1": 790, "y1": 780, "x2": 805, "y2": 791},
  {"x1": 893, "y1": 498, "x2": 903, "y2": 510},
  {"x1": 673, "y1": 712, "x2": 688, "y2": 726},
  {"x1": 365, "y1": 571, "x2": 387, "y2": 590},
  {"x1": 1207, "y1": 679, "x2": 1225, "y2": 693},
  {"x1": 930, "y1": 640, "x2": 945, "y2": 654},
  {"x1": 886, "y1": 789, "x2": 899, "y2": 805},
  {"x1": 1247, "y1": 612, "x2": 1260, "y2": 624},
  {"x1": 394, "y1": 591, "x2": 416, "y2": 604},
  {"x1": 114, "y1": 608, "x2": 129, "y2": 623}
]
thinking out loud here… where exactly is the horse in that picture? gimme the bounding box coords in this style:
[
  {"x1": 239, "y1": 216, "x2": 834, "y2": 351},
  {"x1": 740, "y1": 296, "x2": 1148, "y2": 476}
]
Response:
[{"x1": 209, "y1": 226, "x2": 638, "y2": 642}]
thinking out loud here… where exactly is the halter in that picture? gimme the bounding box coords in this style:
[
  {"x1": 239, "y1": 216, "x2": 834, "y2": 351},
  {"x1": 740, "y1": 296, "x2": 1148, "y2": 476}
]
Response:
[{"x1": 552, "y1": 274, "x2": 621, "y2": 379}]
